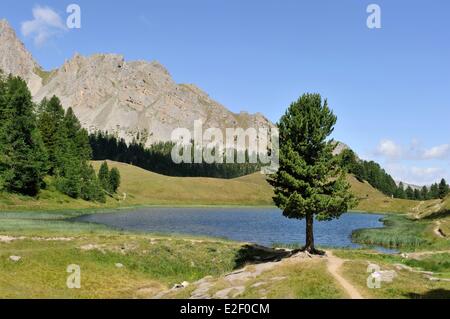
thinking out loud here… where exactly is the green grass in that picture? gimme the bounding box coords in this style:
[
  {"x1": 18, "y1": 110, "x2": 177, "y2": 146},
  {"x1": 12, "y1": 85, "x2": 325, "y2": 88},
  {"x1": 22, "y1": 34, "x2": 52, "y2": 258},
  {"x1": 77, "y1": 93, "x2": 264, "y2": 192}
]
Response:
[
  {"x1": 0, "y1": 188, "x2": 112, "y2": 212},
  {"x1": 352, "y1": 215, "x2": 430, "y2": 250},
  {"x1": 346, "y1": 175, "x2": 419, "y2": 214},
  {"x1": 333, "y1": 250, "x2": 450, "y2": 299},
  {"x1": 1, "y1": 211, "x2": 449, "y2": 299},
  {"x1": 440, "y1": 217, "x2": 450, "y2": 236},
  {"x1": 237, "y1": 260, "x2": 346, "y2": 299},
  {"x1": 0, "y1": 160, "x2": 436, "y2": 214},
  {"x1": 340, "y1": 259, "x2": 450, "y2": 299},
  {"x1": 413, "y1": 195, "x2": 450, "y2": 219},
  {"x1": 33, "y1": 67, "x2": 56, "y2": 85},
  {"x1": 333, "y1": 250, "x2": 450, "y2": 278},
  {"x1": 0, "y1": 212, "x2": 243, "y2": 298},
  {"x1": 167, "y1": 257, "x2": 347, "y2": 299},
  {"x1": 0, "y1": 161, "x2": 275, "y2": 212},
  {"x1": 0, "y1": 236, "x2": 241, "y2": 298},
  {"x1": 403, "y1": 253, "x2": 450, "y2": 277}
]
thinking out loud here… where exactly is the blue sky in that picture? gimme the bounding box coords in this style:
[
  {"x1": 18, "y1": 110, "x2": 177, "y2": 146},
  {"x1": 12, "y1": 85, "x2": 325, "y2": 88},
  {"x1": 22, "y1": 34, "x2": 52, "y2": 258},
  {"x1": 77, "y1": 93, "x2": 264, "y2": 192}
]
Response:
[{"x1": 1, "y1": 0, "x2": 449, "y2": 185}]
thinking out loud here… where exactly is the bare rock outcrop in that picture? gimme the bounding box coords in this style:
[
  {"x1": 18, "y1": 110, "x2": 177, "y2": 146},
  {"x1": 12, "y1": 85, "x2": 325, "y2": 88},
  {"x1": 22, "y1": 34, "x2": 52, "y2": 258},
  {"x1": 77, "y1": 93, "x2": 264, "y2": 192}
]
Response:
[
  {"x1": 0, "y1": 19, "x2": 43, "y2": 95},
  {"x1": 0, "y1": 19, "x2": 273, "y2": 146}
]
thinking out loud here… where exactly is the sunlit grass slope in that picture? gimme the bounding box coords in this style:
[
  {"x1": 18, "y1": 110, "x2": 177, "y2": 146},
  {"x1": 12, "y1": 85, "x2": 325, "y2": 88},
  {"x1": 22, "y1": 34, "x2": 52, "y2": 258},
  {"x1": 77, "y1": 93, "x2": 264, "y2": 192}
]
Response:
[
  {"x1": 346, "y1": 175, "x2": 419, "y2": 214},
  {"x1": 0, "y1": 160, "x2": 440, "y2": 214},
  {"x1": 91, "y1": 161, "x2": 274, "y2": 207},
  {"x1": 0, "y1": 161, "x2": 274, "y2": 211}
]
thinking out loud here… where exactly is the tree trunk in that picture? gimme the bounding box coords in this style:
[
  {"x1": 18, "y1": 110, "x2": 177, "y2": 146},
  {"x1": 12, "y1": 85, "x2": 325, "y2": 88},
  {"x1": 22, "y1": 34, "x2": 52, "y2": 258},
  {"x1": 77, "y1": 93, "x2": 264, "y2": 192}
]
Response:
[{"x1": 302, "y1": 213, "x2": 324, "y2": 255}]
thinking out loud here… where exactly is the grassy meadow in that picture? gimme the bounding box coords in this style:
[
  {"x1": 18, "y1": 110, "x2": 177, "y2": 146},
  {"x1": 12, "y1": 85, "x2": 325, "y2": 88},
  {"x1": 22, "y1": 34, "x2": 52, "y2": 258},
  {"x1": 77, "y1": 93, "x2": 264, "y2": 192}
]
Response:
[
  {"x1": 0, "y1": 160, "x2": 430, "y2": 214},
  {"x1": 1, "y1": 211, "x2": 448, "y2": 299},
  {"x1": 335, "y1": 250, "x2": 450, "y2": 299},
  {"x1": 346, "y1": 175, "x2": 420, "y2": 214},
  {"x1": 0, "y1": 160, "x2": 449, "y2": 299},
  {"x1": 0, "y1": 220, "x2": 241, "y2": 298},
  {"x1": 0, "y1": 161, "x2": 274, "y2": 212}
]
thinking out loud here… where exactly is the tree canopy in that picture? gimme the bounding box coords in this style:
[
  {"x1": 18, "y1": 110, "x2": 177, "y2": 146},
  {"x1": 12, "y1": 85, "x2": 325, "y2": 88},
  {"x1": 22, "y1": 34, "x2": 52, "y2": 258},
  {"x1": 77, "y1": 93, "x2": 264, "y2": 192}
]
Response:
[
  {"x1": 0, "y1": 75, "x2": 47, "y2": 196},
  {"x1": 0, "y1": 72, "x2": 111, "y2": 203},
  {"x1": 268, "y1": 93, "x2": 356, "y2": 254}
]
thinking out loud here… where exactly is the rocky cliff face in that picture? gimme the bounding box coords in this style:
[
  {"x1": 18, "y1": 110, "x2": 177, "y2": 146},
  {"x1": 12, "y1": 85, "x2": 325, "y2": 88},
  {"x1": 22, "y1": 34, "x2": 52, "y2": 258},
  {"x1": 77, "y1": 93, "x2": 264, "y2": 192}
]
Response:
[
  {"x1": 0, "y1": 19, "x2": 42, "y2": 95},
  {"x1": 0, "y1": 19, "x2": 272, "y2": 146}
]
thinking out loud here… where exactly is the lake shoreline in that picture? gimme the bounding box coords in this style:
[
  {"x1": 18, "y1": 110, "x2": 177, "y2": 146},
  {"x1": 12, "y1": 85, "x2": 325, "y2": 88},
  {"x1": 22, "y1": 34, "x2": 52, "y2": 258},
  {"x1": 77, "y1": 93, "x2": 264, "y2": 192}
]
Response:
[
  {"x1": 73, "y1": 208, "x2": 389, "y2": 250},
  {"x1": 0, "y1": 202, "x2": 402, "y2": 216}
]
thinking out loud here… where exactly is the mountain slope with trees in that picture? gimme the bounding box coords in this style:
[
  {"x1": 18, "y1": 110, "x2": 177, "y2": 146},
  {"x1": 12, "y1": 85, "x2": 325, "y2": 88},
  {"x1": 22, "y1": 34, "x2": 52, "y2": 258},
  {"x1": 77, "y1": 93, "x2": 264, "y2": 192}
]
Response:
[
  {"x1": 0, "y1": 73, "x2": 120, "y2": 203},
  {"x1": 338, "y1": 149, "x2": 449, "y2": 201}
]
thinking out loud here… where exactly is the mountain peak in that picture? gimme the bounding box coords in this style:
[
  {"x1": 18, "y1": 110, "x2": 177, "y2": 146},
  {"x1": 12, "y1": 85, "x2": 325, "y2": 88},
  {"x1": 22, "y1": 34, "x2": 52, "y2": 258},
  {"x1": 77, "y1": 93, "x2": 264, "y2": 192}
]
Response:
[
  {"x1": 2, "y1": 21, "x2": 274, "y2": 146},
  {"x1": 0, "y1": 19, "x2": 43, "y2": 94},
  {"x1": 0, "y1": 19, "x2": 16, "y2": 38},
  {"x1": 0, "y1": 18, "x2": 11, "y2": 29}
]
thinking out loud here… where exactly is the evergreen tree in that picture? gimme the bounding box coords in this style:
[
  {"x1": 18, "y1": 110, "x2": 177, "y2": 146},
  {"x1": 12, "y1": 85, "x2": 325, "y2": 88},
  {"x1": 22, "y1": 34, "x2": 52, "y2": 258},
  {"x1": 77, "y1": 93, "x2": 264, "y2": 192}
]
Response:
[
  {"x1": 55, "y1": 161, "x2": 82, "y2": 199},
  {"x1": 430, "y1": 183, "x2": 439, "y2": 199},
  {"x1": 338, "y1": 149, "x2": 358, "y2": 172},
  {"x1": 88, "y1": 131, "x2": 263, "y2": 179},
  {"x1": 36, "y1": 96, "x2": 66, "y2": 174},
  {"x1": 413, "y1": 188, "x2": 421, "y2": 200},
  {"x1": 405, "y1": 186, "x2": 414, "y2": 200},
  {"x1": 63, "y1": 107, "x2": 92, "y2": 161},
  {"x1": 420, "y1": 186, "x2": 429, "y2": 200},
  {"x1": 98, "y1": 161, "x2": 111, "y2": 192},
  {"x1": 268, "y1": 94, "x2": 356, "y2": 255},
  {"x1": 438, "y1": 178, "x2": 449, "y2": 199},
  {"x1": 396, "y1": 182, "x2": 406, "y2": 199},
  {"x1": 80, "y1": 164, "x2": 105, "y2": 202},
  {"x1": 36, "y1": 96, "x2": 103, "y2": 201},
  {"x1": 0, "y1": 76, "x2": 47, "y2": 196},
  {"x1": 0, "y1": 72, "x2": 8, "y2": 191},
  {"x1": 109, "y1": 167, "x2": 121, "y2": 193}
]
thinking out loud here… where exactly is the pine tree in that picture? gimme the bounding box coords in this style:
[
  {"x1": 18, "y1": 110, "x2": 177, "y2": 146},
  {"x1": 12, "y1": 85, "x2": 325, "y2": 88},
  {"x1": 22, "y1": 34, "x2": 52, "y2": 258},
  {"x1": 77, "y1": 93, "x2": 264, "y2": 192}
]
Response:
[
  {"x1": 55, "y1": 160, "x2": 82, "y2": 199},
  {"x1": 268, "y1": 94, "x2": 356, "y2": 255},
  {"x1": 0, "y1": 72, "x2": 9, "y2": 191},
  {"x1": 405, "y1": 186, "x2": 414, "y2": 200},
  {"x1": 98, "y1": 161, "x2": 111, "y2": 192},
  {"x1": 36, "y1": 96, "x2": 103, "y2": 201},
  {"x1": 420, "y1": 186, "x2": 429, "y2": 200},
  {"x1": 413, "y1": 188, "x2": 421, "y2": 200},
  {"x1": 338, "y1": 149, "x2": 358, "y2": 172},
  {"x1": 438, "y1": 178, "x2": 449, "y2": 199},
  {"x1": 0, "y1": 76, "x2": 47, "y2": 196},
  {"x1": 396, "y1": 182, "x2": 406, "y2": 199},
  {"x1": 109, "y1": 167, "x2": 121, "y2": 193},
  {"x1": 63, "y1": 107, "x2": 92, "y2": 161},
  {"x1": 80, "y1": 164, "x2": 105, "y2": 202},
  {"x1": 36, "y1": 96, "x2": 66, "y2": 174},
  {"x1": 430, "y1": 183, "x2": 439, "y2": 199}
]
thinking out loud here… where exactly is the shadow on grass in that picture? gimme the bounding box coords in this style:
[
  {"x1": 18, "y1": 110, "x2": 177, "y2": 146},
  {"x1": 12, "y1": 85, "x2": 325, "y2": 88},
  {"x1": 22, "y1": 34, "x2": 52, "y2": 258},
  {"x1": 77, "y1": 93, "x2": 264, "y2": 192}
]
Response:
[
  {"x1": 405, "y1": 289, "x2": 450, "y2": 299},
  {"x1": 423, "y1": 210, "x2": 450, "y2": 220},
  {"x1": 234, "y1": 244, "x2": 295, "y2": 269}
]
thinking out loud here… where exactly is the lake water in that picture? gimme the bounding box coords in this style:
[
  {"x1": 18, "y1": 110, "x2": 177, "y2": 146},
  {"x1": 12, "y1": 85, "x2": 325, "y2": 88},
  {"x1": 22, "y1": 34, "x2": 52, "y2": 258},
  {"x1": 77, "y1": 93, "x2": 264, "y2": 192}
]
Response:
[{"x1": 75, "y1": 207, "x2": 394, "y2": 251}]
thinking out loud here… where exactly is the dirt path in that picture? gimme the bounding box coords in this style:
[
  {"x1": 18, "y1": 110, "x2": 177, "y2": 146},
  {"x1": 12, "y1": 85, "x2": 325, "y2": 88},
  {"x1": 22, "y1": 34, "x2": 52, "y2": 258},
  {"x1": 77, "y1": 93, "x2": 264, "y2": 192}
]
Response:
[
  {"x1": 152, "y1": 248, "x2": 365, "y2": 299},
  {"x1": 412, "y1": 201, "x2": 425, "y2": 219},
  {"x1": 326, "y1": 251, "x2": 363, "y2": 299},
  {"x1": 434, "y1": 221, "x2": 446, "y2": 238}
]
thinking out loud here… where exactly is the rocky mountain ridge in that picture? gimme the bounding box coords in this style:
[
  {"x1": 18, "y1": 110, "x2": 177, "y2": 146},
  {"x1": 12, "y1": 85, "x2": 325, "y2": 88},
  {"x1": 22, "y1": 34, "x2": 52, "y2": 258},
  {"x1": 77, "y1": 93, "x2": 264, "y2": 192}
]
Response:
[{"x1": 0, "y1": 19, "x2": 272, "y2": 146}]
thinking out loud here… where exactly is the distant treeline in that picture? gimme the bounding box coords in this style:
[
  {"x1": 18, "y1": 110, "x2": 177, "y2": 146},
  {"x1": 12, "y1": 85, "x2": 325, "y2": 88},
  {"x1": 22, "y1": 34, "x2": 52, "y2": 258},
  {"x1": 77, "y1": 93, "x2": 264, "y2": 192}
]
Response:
[
  {"x1": 338, "y1": 149, "x2": 449, "y2": 201},
  {"x1": 89, "y1": 132, "x2": 262, "y2": 179},
  {"x1": 0, "y1": 73, "x2": 119, "y2": 201}
]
